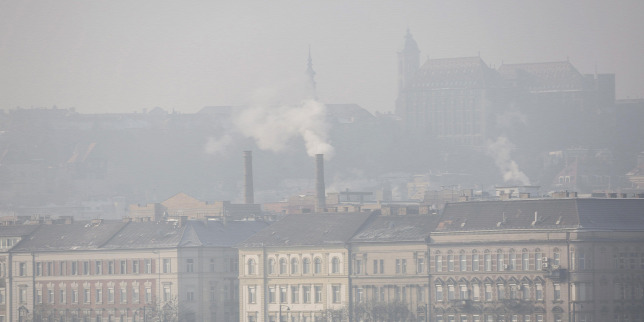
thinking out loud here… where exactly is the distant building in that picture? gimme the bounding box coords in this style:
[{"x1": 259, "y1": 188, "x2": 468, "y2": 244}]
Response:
[
  {"x1": 2, "y1": 218, "x2": 267, "y2": 322},
  {"x1": 128, "y1": 192, "x2": 262, "y2": 221},
  {"x1": 237, "y1": 198, "x2": 644, "y2": 322}
]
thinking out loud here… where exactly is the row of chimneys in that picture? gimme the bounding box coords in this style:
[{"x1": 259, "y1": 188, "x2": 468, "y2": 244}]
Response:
[{"x1": 243, "y1": 151, "x2": 326, "y2": 212}]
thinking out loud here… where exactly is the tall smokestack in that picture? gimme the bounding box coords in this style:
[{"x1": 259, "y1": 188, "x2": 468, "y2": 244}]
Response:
[
  {"x1": 243, "y1": 151, "x2": 254, "y2": 204},
  {"x1": 315, "y1": 154, "x2": 326, "y2": 212}
]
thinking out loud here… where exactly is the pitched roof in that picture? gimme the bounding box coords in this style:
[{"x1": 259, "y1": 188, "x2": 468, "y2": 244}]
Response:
[
  {"x1": 101, "y1": 221, "x2": 185, "y2": 249},
  {"x1": 0, "y1": 224, "x2": 40, "y2": 237},
  {"x1": 237, "y1": 212, "x2": 375, "y2": 248},
  {"x1": 413, "y1": 57, "x2": 499, "y2": 89},
  {"x1": 497, "y1": 61, "x2": 585, "y2": 92},
  {"x1": 350, "y1": 215, "x2": 440, "y2": 243},
  {"x1": 11, "y1": 221, "x2": 128, "y2": 252},
  {"x1": 436, "y1": 198, "x2": 644, "y2": 232}
]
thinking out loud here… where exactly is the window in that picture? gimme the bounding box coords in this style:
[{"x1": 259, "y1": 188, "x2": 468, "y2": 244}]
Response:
[
  {"x1": 291, "y1": 258, "x2": 299, "y2": 274},
  {"x1": 120, "y1": 260, "x2": 127, "y2": 274},
  {"x1": 302, "y1": 285, "x2": 310, "y2": 303},
  {"x1": 484, "y1": 253, "x2": 492, "y2": 271},
  {"x1": 332, "y1": 257, "x2": 340, "y2": 274},
  {"x1": 248, "y1": 286, "x2": 256, "y2": 304},
  {"x1": 96, "y1": 288, "x2": 103, "y2": 304},
  {"x1": 509, "y1": 284, "x2": 517, "y2": 299},
  {"x1": 163, "y1": 259, "x2": 170, "y2": 273},
  {"x1": 48, "y1": 289, "x2": 54, "y2": 304},
  {"x1": 36, "y1": 289, "x2": 42, "y2": 304},
  {"x1": 144, "y1": 259, "x2": 151, "y2": 274},
  {"x1": 108, "y1": 261, "x2": 114, "y2": 274},
  {"x1": 314, "y1": 258, "x2": 322, "y2": 274},
  {"x1": 133, "y1": 260, "x2": 140, "y2": 274},
  {"x1": 460, "y1": 284, "x2": 468, "y2": 299},
  {"x1": 401, "y1": 259, "x2": 407, "y2": 273},
  {"x1": 497, "y1": 251, "x2": 504, "y2": 271},
  {"x1": 522, "y1": 252, "x2": 530, "y2": 270},
  {"x1": 95, "y1": 261, "x2": 102, "y2": 275},
  {"x1": 553, "y1": 283, "x2": 561, "y2": 300},
  {"x1": 72, "y1": 289, "x2": 78, "y2": 303},
  {"x1": 19, "y1": 262, "x2": 26, "y2": 276},
  {"x1": 522, "y1": 284, "x2": 530, "y2": 300},
  {"x1": 509, "y1": 251, "x2": 516, "y2": 270},
  {"x1": 473, "y1": 284, "x2": 480, "y2": 301},
  {"x1": 435, "y1": 254, "x2": 443, "y2": 272},
  {"x1": 553, "y1": 250, "x2": 560, "y2": 266},
  {"x1": 536, "y1": 315, "x2": 543, "y2": 322},
  {"x1": 120, "y1": 288, "x2": 127, "y2": 303},
  {"x1": 354, "y1": 259, "x2": 362, "y2": 274},
  {"x1": 536, "y1": 283, "x2": 543, "y2": 300},
  {"x1": 578, "y1": 251, "x2": 586, "y2": 270},
  {"x1": 163, "y1": 285, "x2": 171, "y2": 302},
  {"x1": 247, "y1": 258, "x2": 256, "y2": 275},
  {"x1": 497, "y1": 284, "x2": 505, "y2": 300},
  {"x1": 60, "y1": 261, "x2": 67, "y2": 276},
  {"x1": 485, "y1": 284, "x2": 492, "y2": 301},
  {"x1": 145, "y1": 287, "x2": 152, "y2": 303},
  {"x1": 473, "y1": 253, "x2": 480, "y2": 271},
  {"x1": 291, "y1": 286, "x2": 299, "y2": 303},
  {"x1": 303, "y1": 258, "x2": 311, "y2": 274},
  {"x1": 314, "y1": 285, "x2": 322, "y2": 303},
  {"x1": 36, "y1": 262, "x2": 42, "y2": 276},
  {"x1": 186, "y1": 259, "x2": 194, "y2": 273},
  {"x1": 280, "y1": 286, "x2": 287, "y2": 303},
  {"x1": 84, "y1": 289, "x2": 90, "y2": 304},
  {"x1": 280, "y1": 259, "x2": 287, "y2": 274},
  {"x1": 72, "y1": 261, "x2": 78, "y2": 275},
  {"x1": 332, "y1": 285, "x2": 341, "y2": 303},
  {"x1": 19, "y1": 288, "x2": 27, "y2": 304},
  {"x1": 448, "y1": 254, "x2": 455, "y2": 271},
  {"x1": 132, "y1": 286, "x2": 140, "y2": 304},
  {"x1": 268, "y1": 286, "x2": 276, "y2": 303},
  {"x1": 448, "y1": 284, "x2": 455, "y2": 300},
  {"x1": 60, "y1": 289, "x2": 66, "y2": 304},
  {"x1": 417, "y1": 257, "x2": 425, "y2": 273},
  {"x1": 108, "y1": 288, "x2": 115, "y2": 303},
  {"x1": 268, "y1": 258, "x2": 276, "y2": 275},
  {"x1": 535, "y1": 251, "x2": 543, "y2": 270},
  {"x1": 460, "y1": 253, "x2": 467, "y2": 271}
]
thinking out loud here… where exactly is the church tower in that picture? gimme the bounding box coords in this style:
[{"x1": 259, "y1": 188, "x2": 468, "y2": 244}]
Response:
[
  {"x1": 398, "y1": 29, "x2": 420, "y2": 92},
  {"x1": 306, "y1": 46, "x2": 317, "y2": 99},
  {"x1": 395, "y1": 30, "x2": 420, "y2": 118}
]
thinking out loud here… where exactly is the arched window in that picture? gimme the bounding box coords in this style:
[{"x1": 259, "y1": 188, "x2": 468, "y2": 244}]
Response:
[
  {"x1": 303, "y1": 258, "x2": 311, "y2": 274},
  {"x1": 332, "y1": 257, "x2": 340, "y2": 274},
  {"x1": 484, "y1": 250, "x2": 492, "y2": 272},
  {"x1": 291, "y1": 258, "x2": 299, "y2": 274},
  {"x1": 279, "y1": 258, "x2": 287, "y2": 275},
  {"x1": 314, "y1": 257, "x2": 322, "y2": 274},
  {"x1": 247, "y1": 258, "x2": 256, "y2": 275},
  {"x1": 497, "y1": 249, "x2": 505, "y2": 271},
  {"x1": 522, "y1": 249, "x2": 530, "y2": 271},
  {"x1": 447, "y1": 251, "x2": 455, "y2": 271},
  {"x1": 459, "y1": 250, "x2": 467, "y2": 272},
  {"x1": 268, "y1": 258, "x2": 276, "y2": 275},
  {"x1": 472, "y1": 250, "x2": 480, "y2": 272},
  {"x1": 509, "y1": 249, "x2": 516, "y2": 270}
]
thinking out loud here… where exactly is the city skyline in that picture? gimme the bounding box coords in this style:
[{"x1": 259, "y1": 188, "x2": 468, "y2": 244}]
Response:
[{"x1": 1, "y1": 1, "x2": 643, "y2": 115}]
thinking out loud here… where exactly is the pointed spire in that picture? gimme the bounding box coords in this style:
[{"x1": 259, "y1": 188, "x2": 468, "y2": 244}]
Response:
[{"x1": 306, "y1": 45, "x2": 317, "y2": 99}]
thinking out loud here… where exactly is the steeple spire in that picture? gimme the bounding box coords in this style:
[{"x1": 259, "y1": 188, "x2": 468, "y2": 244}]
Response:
[{"x1": 306, "y1": 45, "x2": 317, "y2": 99}]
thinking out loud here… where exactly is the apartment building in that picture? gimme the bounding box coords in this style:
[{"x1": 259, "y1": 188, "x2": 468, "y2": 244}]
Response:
[
  {"x1": 430, "y1": 199, "x2": 644, "y2": 322},
  {"x1": 238, "y1": 198, "x2": 644, "y2": 322},
  {"x1": 237, "y1": 213, "x2": 374, "y2": 322},
  {"x1": 4, "y1": 218, "x2": 267, "y2": 322}
]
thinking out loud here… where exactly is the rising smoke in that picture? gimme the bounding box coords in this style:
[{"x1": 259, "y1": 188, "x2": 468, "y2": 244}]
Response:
[
  {"x1": 486, "y1": 136, "x2": 530, "y2": 185},
  {"x1": 234, "y1": 99, "x2": 334, "y2": 158}
]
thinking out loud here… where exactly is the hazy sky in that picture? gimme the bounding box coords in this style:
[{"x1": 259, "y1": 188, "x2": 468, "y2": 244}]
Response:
[{"x1": 1, "y1": 1, "x2": 643, "y2": 114}]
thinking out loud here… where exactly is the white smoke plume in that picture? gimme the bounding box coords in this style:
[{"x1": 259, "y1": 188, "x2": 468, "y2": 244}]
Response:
[
  {"x1": 234, "y1": 99, "x2": 334, "y2": 158},
  {"x1": 204, "y1": 134, "x2": 233, "y2": 155},
  {"x1": 486, "y1": 136, "x2": 530, "y2": 185}
]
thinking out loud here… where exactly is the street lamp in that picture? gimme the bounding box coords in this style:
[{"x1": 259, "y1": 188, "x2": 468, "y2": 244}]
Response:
[{"x1": 279, "y1": 305, "x2": 290, "y2": 322}]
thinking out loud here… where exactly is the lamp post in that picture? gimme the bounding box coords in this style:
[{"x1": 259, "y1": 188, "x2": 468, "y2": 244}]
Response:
[{"x1": 279, "y1": 305, "x2": 290, "y2": 322}]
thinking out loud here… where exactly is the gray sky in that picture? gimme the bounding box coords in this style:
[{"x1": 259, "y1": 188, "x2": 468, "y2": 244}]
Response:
[{"x1": 1, "y1": 1, "x2": 642, "y2": 114}]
